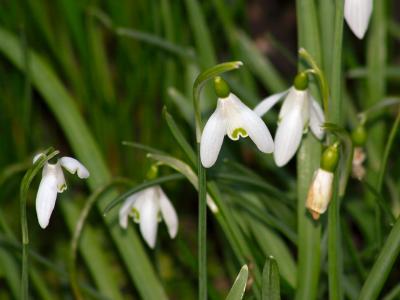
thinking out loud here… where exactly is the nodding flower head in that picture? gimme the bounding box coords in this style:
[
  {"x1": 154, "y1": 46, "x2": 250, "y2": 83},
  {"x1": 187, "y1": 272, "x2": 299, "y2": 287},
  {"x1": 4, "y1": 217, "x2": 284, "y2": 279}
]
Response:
[
  {"x1": 119, "y1": 186, "x2": 178, "y2": 249},
  {"x1": 200, "y1": 77, "x2": 274, "y2": 168},
  {"x1": 254, "y1": 73, "x2": 325, "y2": 167},
  {"x1": 33, "y1": 153, "x2": 89, "y2": 229}
]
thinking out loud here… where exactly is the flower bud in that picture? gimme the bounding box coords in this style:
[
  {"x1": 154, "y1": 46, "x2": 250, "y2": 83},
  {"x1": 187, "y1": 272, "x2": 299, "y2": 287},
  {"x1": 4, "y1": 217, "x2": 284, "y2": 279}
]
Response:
[
  {"x1": 351, "y1": 124, "x2": 367, "y2": 147},
  {"x1": 306, "y1": 168, "x2": 334, "y2": 220},
  {"x1": 293, "y1": 72, "x2": 309, "y2": 91},
  {"x1": 214, "y1": 76, "x2": 230, "y2": 98}
]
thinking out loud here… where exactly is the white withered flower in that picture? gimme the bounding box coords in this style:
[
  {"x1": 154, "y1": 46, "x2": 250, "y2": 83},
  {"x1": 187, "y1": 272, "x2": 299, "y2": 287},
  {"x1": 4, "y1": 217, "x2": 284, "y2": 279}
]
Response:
[
  {"x1": 344, "y1": 0, "x2": 373, "y2": 39},
  {"x1": 306, "y1": 168, "x2": 334, "y2": 220},
  {"x1": 200, "y1": 77, "x2": 274, "y2": 168},
  {"x1": 33, "y1": 153, "x2": 89, "y2": 229},
  {"x1": 306, "y1": 143, "x2": 339, "y2": 220},
  {"x1": 254, "y1": 73, "x2": 325, "y2": 167},
  {"x1": 119, "y1": 186, "x2": 178, "y2": 249}
]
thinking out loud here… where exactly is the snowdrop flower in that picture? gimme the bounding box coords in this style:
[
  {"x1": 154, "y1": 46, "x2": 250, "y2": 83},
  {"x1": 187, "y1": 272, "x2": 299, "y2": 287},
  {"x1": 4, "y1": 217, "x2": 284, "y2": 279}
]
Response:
[
  {"x1": 200, "y1": 76, "x2": 274, "y2": 168},
  {"x1": 344, "y1": 0, "x2": 373, "y2": 39},
  {"x1": 33, "y1": 153, "x2": 89, "y2": 229},
  {"x1": 254, "y1": 72, "x2": 325, "y2": 167},
  {"x1": 306, "y1": 143, "x2": 339, "y2": 220},
  {"x1": 119, "y1": 186, "x2": 178, "y2": 249}
]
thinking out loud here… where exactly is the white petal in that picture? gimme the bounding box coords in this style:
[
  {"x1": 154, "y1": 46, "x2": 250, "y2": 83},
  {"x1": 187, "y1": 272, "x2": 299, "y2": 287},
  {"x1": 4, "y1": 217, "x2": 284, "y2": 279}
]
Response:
[
  {"x1": 157, "y1": 187, "x2": 178, "y2": 238},
  {"x1": 59, "y1": 157, "x2": 90, "y2": 179},
  {"x1": 279, "y1": 88, "x2": 309, "y2": 122},
  {"x1": 55, "y1": 163, "x2": 67, "y2": 193},
  {"x1": 139, "y1": 196, "x2": 159, "y2": 248},
  {"x1": 118, "y1": 194, "x2": 139, "y2": 229},
  {"x1": 200, "y1": 105, "x2": 226, "y2": 168},
  {"x1": 36, "y1": 173, "x2": 58, "y2": 229},
  {"x1": 306, "y1": 169, "x2": 334, "y2": 219},
  {"x1": 253, "y1": 90, "x2": 289, "y2": 117},
  {"x1": 241, "y1": 109, "x2": 274, "y2": 153},
  {"x1": 274, "y1": 107, "x2": 304, "y2": 167},
  {"x1": 309, "y1": 98, "x2": 325, "y2": 140},
  {"x1": 33, "y1": 153, "x2": 45, "y2": 164},
  {"x1": 344, "y1": 0, "x2": 373, "y2": 39}
]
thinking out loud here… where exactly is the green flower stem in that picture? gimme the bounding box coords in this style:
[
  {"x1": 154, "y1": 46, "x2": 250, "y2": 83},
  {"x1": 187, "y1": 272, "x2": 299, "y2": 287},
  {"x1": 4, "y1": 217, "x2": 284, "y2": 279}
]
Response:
[
  {"x1": 69, "y1": 178, "x2": 133, "y2": 300},
  {"x1": 295, "y1": 1, "x2": 322, "y2": 300},
  {"x1": 192, "y1": 61, "x2": 243, "y2": 300},
  {"x1": 20, "y1": 149, "x2": 59, "y2": 299},
  {"x1": 197, "y1": 143, "x2": 208, "y2": 300},
  {"x1": 327, "y1": 1, "x2": 345, "y2": 299}
]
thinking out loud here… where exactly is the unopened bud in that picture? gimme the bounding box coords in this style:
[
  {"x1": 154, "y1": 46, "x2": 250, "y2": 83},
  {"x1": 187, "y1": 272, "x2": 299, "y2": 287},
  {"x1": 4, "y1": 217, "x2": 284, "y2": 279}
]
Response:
[{"x1": 306, "y1": 168, "x2": 334, "y2": 220}]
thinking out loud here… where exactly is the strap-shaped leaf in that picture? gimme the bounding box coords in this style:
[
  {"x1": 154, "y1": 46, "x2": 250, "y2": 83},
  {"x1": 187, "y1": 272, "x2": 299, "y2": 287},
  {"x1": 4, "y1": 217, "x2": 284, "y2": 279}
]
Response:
[
  {"x1": 262, "y1": 256, "x2": 281, "y2": 300},
  {"x1": 226, "y1": 265, "x2": 248, "y2": 300}
]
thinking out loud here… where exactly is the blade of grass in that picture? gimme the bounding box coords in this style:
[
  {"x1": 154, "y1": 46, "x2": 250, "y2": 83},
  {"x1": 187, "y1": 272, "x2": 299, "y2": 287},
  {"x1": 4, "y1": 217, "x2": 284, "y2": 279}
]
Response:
[
  {"x1": 183, "y1": 0, "x2": 217, "y2": 67},
  {"x1": 262, "y1": 256, "x2": 281, "y2": 300},
  {"x1": 295, "y1": 0, "x2": 322, "y2": 299},
  {"x1": 327, "y1": 1, "x2": 345, "y2": 299},
  {"x1": 226, "y1": 265, "x2": 248, "y2": 300}
]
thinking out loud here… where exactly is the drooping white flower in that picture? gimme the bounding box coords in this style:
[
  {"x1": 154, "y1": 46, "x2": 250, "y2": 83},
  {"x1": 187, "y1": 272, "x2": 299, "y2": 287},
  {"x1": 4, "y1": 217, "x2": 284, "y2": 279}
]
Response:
[
  {"x1": 254, "y1": 85, "x2": 325, "y2": 167},
  {"x1": 200, "y1": 92, "x2": 274, "y2": 168},
  {"x1": 344, "y1": 0, "x2": 373, "y2": 39},
  {"x1": 33, "y1": 153, "x2": 89, "y2": 229},
  {"x1": 306, "y1": 168, "x2": 334, "y2": 220},
  {"x1": 119, "y1": 186, "x2": 178, "y2": 249}
]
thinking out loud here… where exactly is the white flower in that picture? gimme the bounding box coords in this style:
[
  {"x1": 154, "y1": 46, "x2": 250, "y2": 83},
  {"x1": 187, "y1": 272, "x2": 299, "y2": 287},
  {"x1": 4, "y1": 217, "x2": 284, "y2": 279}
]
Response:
[
  {"x1": 254, "y1": 87, "x2": 325, "y2": 167},
  {"x1": 119, "y1": 186, "x2": 178, "y2": 249},
  {"x1": 306, "y1": 168, "x2": 334, "y2": 220},
  {"x1": 344, "y1": 0, "x2": 373, "y2": 39},
  {"x1": 33, "y1": 154, "x2": 89, "y2": 229},
  {"x1": 200, "y1": 93, "x2": 274, "y2": 168}
]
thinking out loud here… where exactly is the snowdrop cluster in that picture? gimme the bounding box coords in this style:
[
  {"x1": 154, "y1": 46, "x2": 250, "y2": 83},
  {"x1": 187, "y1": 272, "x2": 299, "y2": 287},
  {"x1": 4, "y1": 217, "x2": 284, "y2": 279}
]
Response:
[
  {"x1": 200, "y1": 73, "x2": 325, "y2": 168},
  {"x1": 33, "y1": 153, "x2": 89, "y2": 229}
]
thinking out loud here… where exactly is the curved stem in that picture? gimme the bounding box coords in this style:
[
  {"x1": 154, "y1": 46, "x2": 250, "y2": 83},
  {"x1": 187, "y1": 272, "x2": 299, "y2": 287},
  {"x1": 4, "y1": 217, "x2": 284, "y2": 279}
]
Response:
[
  {"x1": 20, "y1": 149, "x2": 58, "y2": 299},
  {"x1": 69, "y1": 178, "x2": 133, "y2": 300}
]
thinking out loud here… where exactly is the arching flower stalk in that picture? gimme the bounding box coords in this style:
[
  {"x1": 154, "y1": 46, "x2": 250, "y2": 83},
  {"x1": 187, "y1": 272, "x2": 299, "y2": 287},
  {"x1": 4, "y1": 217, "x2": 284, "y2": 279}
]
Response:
[
  {"x1": 254, "y1": 72, "x2": 325, "y2": 167},
  {"x1": 344, "y1": 0, "x2": 373, "y2": 39},
  {"x1": 33, "y1": 153, "x2": 89, "y2": 229},
  {"x1": 119, "y1": 186, "x2": 178, "y2": 249},
  {"x1": 200, "y1": 76, "x2": 274, "y2": 168}
]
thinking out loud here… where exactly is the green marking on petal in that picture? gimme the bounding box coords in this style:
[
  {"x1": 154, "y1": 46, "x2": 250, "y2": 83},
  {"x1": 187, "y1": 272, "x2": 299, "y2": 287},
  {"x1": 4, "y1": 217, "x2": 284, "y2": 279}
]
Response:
[
  {"x1": 58, "y1": 183, "x2": 67, "y2": 193},
  {"x1": 231, "y1": 128, "x2": 248, "y2": 140},
  {"x1": 130, "y1": 207, "x2": 140, "y2": 223}
]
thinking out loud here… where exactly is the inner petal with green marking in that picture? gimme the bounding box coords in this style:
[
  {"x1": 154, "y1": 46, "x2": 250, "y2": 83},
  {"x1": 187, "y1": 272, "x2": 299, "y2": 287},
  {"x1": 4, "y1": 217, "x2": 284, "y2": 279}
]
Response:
[{"x1": 230, "y1": 127, "x2": 248, "y2": 140}]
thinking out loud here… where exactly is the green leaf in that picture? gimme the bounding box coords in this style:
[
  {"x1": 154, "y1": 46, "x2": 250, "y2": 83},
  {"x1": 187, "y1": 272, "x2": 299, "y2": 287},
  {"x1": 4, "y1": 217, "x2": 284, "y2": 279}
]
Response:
[
  {"x1": 262, "y1": 256, "x2": 281, "y2": 300},
  {"x1": 226, "y1": 265, "x2": 248, "y2": 300}
]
